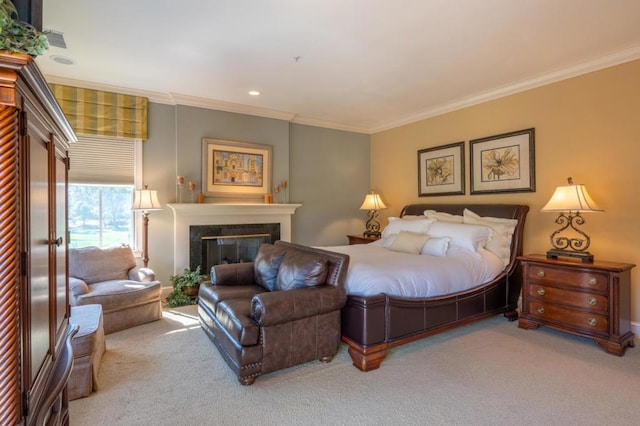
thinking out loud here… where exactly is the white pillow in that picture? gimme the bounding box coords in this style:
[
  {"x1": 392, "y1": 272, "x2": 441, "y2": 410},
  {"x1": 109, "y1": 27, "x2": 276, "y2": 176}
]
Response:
[
  {"x1": 388, "y1": 231, "x2": 430, "y2": 255},
  {"x1": 381, "y1": 217, "x2": 433, "y2": 240},
  {"x1": 427, "y1": 222, "x2": 492, "y2": 253},
  {"x1": 420, "y1": 237, "x2": 450, "y2": 257},
  {"x1": 423, "y1": 210, "x2": 464, "y2": 223},
  {"x1": 463, "y1": 209, "x2": 518, "y2": 267}
]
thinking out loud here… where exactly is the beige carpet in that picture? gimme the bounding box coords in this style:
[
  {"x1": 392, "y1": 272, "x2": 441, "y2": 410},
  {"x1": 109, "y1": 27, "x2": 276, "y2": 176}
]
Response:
[{"x1": 70, "y1": 306, "x2": 640, "y2": 425}]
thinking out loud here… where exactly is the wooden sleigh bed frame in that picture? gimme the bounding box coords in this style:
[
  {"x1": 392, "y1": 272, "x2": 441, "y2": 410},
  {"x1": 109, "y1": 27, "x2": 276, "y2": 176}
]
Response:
[{"x1": 340, "y1": 203, "x2": 529, "y2": 371}]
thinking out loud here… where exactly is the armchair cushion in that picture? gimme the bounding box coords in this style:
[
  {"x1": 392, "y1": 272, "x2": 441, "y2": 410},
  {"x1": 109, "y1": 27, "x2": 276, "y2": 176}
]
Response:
[
  {"x1": 276, "y1": 251, "x2": 329, "y2": 291},
  {"x1": 254, "y1": 244, "x2": 287, "y2": 291}
]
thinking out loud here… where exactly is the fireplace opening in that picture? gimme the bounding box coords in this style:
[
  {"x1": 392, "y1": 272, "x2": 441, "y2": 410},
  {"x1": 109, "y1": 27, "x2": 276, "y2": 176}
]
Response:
[
  {"x1": 189, "y1": 223, "x2": 280, "y2": 274},
  {"x1": 202, "y1": 233, "x2": 270, "y2": 265}
]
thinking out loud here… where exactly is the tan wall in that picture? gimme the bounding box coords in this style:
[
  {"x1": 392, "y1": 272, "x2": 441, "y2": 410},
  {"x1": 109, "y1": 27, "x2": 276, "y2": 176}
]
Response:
[{"x1": 371, "y1": 59, "x2": 640, "y2": 323}]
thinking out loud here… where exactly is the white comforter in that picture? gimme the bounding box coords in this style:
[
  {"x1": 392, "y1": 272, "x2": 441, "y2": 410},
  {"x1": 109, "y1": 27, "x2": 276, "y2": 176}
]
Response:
[{"x1": 324, "y1": 241, "x2": 504, "y2": 298}]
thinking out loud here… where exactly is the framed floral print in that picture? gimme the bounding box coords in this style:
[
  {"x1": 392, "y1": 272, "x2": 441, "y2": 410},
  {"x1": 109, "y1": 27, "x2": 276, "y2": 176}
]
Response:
[
  {"x1": 418, "y1": 141, "x2": 465, "y2": 196},
  {"x1": 470, "y1": 128, "x2": 535, "y2": 194},
  {"x1": 202, "y1": 138, "x2": 273, "y2": 199}
]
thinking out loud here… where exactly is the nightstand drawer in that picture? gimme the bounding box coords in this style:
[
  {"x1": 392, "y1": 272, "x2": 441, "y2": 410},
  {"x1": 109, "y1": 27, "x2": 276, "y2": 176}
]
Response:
[
  {"x1": 527, "y1": 265, "x2": 608, "y2": 292},
  {"x1": 526, "y1": 301, "x2": 609, "y2": 334},
  {"x1": 528, "y1": 284, "x2": 608, "y2": 313}
]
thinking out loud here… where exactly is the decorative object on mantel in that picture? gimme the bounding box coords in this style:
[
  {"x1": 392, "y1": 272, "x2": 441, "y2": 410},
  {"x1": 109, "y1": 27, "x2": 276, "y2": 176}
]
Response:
[
  {"x1": 264, "y1": 193, "x2": 273, "y2": 204},
  {"x1": 188, "y1": 181, "x2": 196, "y2": 202},
  {"x1": 197, "y1": 192, "x2": 205, "y2": 203},
  {"x1": 131, "y1": 185, "x2": 163, "y2": 267},
  {"x1": 359, "y1": 190, "x2": 387, "y2": 238},
  {"x1": 176, "y1": 176, "x2": 184, "y2": 203},
  {"x1": 202, "y1": 138, "x2": 273, "y2": 199},
  {"x1": 541, "y1": 177, "x2": 603, "y2": 263},
  {"x1": 0, "y1": 0, "x2": 49, "y2": 56}
]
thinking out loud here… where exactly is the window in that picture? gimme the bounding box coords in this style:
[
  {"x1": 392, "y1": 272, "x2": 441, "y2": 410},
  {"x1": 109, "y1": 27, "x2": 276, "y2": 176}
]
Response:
[
  {"x1": 67, "y1": 136, "x2": 142, "y2": 249},
  {"x1": 68, "y1": 184, "x2": 134, "y2": 248}
]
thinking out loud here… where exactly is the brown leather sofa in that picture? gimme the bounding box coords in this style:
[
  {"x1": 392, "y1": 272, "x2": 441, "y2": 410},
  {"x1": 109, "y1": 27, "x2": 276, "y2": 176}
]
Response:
[{"x1": 198, "y1": 241, "x2": 350, "y2": 385}]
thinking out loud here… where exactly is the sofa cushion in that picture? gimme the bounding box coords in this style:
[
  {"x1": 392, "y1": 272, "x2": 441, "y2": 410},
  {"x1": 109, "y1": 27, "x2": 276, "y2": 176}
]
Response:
[
  {"x1": 254, "y1": 243, "x2": 287, "y2": 291},
  {"x1": 69, "y1": 245, "x2": 137, "y2": 284},
  {"x1": 276, "y1": 251, "x2": 329, "y2": 291},
  {"x1": 76, "y1": 280, "x2": 161, "y2": 311}
]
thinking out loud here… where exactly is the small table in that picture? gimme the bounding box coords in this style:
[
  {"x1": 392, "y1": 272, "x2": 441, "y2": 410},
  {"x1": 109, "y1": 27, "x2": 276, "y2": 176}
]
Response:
[
  {"x1": 347, "y1": 234, "x2": 380, "y2": 245},
  {"x1": 518, "y1": 254, "x2": 635, "y2": 356}
]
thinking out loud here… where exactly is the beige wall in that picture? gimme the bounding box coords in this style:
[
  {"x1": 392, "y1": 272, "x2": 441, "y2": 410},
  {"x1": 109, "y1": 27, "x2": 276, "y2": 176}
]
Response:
[{"x1": 371, "y1": 59, "x2": 640, "y2": 324}]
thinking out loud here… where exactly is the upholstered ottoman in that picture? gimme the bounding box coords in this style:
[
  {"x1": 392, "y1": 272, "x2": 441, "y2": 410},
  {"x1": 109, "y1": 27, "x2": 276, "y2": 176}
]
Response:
[{"x1": 68, "y1": 304, "x2": 106, "y2": 400}]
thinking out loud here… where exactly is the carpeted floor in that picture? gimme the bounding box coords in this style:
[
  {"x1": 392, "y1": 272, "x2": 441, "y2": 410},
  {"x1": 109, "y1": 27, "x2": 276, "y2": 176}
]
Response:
[{"x1": 70, "y1": 306, "x2": 640, "y2": 425}]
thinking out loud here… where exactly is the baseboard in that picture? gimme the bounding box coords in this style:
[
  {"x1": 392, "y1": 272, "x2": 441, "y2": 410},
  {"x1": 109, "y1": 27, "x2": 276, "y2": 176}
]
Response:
[{"x1": 632, "y1": 321, "x2": 639, "y2": 340}]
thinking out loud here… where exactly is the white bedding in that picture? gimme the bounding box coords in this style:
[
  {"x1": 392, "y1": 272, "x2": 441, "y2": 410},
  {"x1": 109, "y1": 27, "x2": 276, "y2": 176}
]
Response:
[{"x1": 323, "y1": 241, "x2": 504, "y2": 298}]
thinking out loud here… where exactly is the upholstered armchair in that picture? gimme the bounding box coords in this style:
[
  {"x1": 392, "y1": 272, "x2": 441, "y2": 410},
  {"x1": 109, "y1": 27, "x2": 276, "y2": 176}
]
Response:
[
  {"x1": 198, "y1": 241, "x2": 350, "y2": 385},
  {"x1": 69, "y1": 245, "x2": 163, "y2": 334}
]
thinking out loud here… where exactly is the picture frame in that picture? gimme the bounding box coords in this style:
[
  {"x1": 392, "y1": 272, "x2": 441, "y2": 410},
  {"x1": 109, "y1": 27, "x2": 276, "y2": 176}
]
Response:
[
  {"x1": 470, "y1": 128, "x2": 535, "y2": 195},
  {"x1": 202, "y1": 138, "x2": 273, "y2": 199},
  {"x1": 418, "y1": 141, "x2": 465, "y2": 196}
]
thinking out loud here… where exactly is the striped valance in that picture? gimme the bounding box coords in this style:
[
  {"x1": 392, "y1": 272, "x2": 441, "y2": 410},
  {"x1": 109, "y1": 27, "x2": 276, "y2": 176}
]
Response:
[{"x1": 49, "y1": 84, "x2": 148, "y2": 140}]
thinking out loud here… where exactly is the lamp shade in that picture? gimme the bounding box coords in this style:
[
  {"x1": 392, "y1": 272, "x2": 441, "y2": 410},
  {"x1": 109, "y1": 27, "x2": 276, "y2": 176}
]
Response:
[
  {"x1": 132, "y1": 187, "x2": 162, "y2": 212},
  {"x1": 541, "y1": 180, "x2": 603, "y2": 213},
  {"x1": 360, "y1": 191, "x2": 387, "y2": 210}
]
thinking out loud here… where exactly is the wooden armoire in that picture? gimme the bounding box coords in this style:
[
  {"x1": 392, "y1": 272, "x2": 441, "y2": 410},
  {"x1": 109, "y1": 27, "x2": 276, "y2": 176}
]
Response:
[{"x1": 0, "y1": 53, "x2": 77, "y2": 424}]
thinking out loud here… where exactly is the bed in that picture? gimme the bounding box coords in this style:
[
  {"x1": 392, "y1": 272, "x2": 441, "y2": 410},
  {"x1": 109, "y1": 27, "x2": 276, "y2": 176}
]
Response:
[{"x1": 335, "y1": 203, "x2": 529, "y2": 371}]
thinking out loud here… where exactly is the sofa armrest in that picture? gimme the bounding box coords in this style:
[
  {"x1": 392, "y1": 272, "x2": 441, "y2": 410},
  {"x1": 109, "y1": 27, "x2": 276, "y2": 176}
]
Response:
[
  {"x1": 251, "y1": 285, "x2": 346, "y2": 326},
  {"x1": 211, "y1": 262, "x2": 256, "y2": 286},
  {"x1": 128, "y1": 267, "x2": 156, "y2": 282},
  {"x1": 69, "y1": 277, "x2": 89, "y2": 296}
]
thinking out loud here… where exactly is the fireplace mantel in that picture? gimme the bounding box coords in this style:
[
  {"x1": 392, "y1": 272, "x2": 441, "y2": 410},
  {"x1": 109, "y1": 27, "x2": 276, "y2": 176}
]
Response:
[{"x1": 167, "y1": 203, "x2": 302, "y2": 274}]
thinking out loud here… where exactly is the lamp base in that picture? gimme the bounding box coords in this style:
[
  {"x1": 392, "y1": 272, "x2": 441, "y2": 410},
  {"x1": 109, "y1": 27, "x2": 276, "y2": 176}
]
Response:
[
  {"x1": 546, "y1": 249, "x2": 594, "y2": 263},
  {"x1": 363, "y1": 231, "x2": 381, "y2": 238}
]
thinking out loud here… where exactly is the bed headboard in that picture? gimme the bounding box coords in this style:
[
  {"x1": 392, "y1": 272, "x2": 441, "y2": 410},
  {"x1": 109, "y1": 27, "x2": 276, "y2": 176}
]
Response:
[{"x1": 399, "y1": 203, "x2": 529, "y2": 274}]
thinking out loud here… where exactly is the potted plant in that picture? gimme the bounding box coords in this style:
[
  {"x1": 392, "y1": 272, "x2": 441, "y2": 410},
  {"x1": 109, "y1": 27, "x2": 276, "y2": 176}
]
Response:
[
  {"x1": 0, "y1": 0, "x2": 49, "y2": 56},
  {"x1": 165, "y1": 266, "x2": 204, "y2": 307}
]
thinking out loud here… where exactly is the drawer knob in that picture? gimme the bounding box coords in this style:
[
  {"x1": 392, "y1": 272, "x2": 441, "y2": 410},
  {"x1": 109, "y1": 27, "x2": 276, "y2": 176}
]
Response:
[
  {"x1": 587, "y1": 318, "x2": 598, "y2": 327},
  {"x1": 537, "y1": 306, "x2": 545, "y2": 314},
  {"x1": 537, "y1": 288, "x2": 546, "y2": 296},
  {"x1": 588, "y1": 277, "x2": 597, "y2": 285},
  {"x1": 588, "y1": 297, "x2": 597, "y2": 306},
  {"x1": 537, "y1": 270, "x2": 545, "y2": 278}
]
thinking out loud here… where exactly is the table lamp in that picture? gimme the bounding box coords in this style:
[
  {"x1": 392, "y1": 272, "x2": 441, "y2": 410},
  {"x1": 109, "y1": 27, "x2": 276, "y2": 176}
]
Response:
[
  {"x1": 359, "y1": 190, "x2": 387, "y2": 238},
  {"x1": 541, "y1": 177, "x2": 603, "y2": 262}
]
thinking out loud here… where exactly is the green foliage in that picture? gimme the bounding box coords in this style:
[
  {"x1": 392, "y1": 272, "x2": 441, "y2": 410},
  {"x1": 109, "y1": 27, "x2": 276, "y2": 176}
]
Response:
[
  {"x1": 0, "y1": 0, "x2": 49, "y2": 56},
  {"x1": 165, "y1": 266, "x2": 204, "y2": 307}
]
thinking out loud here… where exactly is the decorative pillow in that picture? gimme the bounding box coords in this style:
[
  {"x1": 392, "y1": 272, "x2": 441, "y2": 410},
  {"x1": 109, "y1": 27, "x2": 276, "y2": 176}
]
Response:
[
  {"x1": 463, "y1": 209, "x2": 518, "y2": 267},
  {"x1": 427, "y1": 222, "x2": 492, "y2": 253},
  {"x1": 253, "y1": 244, "x2": 287, "y2": 291},
  {"x1": 381, "y1": 217, "x2": 433, "y2": 240},
  {"x1": 388, "y1": 231, "x2": 430, "y2": 255},
  {"x1": 420, "y1": 237, "x2": 450, "y2": 257},
  {"x1": 423, "y1": 210, "x2": 464, "y2": 223},
  {"x1": 276, "y1": 251, "x2": 329, "y2": 291}
]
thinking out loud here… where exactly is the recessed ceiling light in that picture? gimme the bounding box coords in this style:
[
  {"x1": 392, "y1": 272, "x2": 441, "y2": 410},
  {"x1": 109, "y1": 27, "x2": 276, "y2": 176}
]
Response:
[
  {"x1": 50, "y1": 55, "x2": 74, "y2": 65},
  {"x1": 248, "y1": 90, "x2": 260, "y2": 96}
]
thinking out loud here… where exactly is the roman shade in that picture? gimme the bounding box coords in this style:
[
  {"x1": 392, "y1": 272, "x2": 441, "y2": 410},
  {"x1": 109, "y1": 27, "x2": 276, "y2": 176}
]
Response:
[{"x1": 49, "y1": 84, "x2": 148, "y2": 140}]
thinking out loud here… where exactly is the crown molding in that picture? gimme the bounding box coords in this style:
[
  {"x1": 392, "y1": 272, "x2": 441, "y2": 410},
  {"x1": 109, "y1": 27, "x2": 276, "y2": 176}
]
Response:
[
  {"x1": 44, "y1": 45, "x2": 640, "y2": 136},
  {"x1": 370, "y1": 44, "x2": 640, "y2": 134}
]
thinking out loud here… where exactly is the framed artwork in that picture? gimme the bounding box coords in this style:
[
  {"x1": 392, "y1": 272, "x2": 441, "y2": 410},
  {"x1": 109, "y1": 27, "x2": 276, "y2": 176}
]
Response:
[
  {"x1": 470, "y1": 128, "x2": 535, "y2": 194},
  {"x1": 202, "y1": 138, "x2": 273, "y2": 198},
  {"x1": 418, "y1": 141, "x2": 465, "y2": 196}
]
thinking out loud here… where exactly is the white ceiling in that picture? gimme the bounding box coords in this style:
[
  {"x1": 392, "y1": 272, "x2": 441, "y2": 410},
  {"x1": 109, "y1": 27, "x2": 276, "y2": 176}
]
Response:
[{"x1": 37, "y1": 0, "x2": 640, "y2": 134}]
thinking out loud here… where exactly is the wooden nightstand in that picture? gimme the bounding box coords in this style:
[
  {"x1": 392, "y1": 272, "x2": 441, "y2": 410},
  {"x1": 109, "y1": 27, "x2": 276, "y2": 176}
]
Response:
[
  {"x1": 347, "y1": 234, "x2": 380, "y2": 245},
  {"x1": 518, "y1": 254, "x2": 636, "y2": 356}
]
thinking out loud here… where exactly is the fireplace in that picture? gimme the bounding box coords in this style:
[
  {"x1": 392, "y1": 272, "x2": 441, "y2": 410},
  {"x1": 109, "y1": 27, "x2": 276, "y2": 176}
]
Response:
[
  {"x1": 189, "y1": 223, "x2": 280, "y2": 272},
  {"x1": 167, "y1": 202, "x2": 301, "y2": 275}
]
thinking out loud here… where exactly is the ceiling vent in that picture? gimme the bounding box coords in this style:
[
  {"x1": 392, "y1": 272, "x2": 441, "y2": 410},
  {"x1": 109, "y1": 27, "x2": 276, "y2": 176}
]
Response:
[{"x1": 45, "y1": 30, "x2": 67, "y2": 49}]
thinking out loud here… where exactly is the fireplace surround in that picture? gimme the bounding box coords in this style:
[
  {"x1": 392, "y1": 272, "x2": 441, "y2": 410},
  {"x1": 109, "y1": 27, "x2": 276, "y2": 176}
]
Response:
[{"x1": 167, "y1": 203, "x2": 301, "y2": 275}]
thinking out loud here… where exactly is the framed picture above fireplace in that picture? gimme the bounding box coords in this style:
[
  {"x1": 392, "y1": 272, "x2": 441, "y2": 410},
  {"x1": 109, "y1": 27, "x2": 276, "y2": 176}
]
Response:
[{"x1": 202, "y1": 138, "x2": 273, "y2": 198}]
